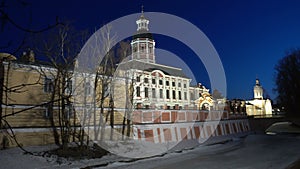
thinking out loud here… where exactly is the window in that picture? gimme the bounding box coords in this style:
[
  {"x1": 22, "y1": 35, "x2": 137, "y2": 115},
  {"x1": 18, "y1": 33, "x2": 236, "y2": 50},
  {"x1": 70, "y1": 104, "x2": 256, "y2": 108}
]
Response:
[
  {"x1": 172, "y1": 81, "x2": 176, "y2": 87},
  {"x1": 172, "y1": 90, "x2": 176, "y2": 99},
  {"x1": 85, "y1": 82, "x2": 91, "y2": 96},
  {"x1": 44, "y1": 105, "x2": 51, "y2": 118},
  {"x1": 152, "y1": 88, "x2": 156, "y2": 98},
  {"x1": 141, "y1": 45, "x2": 145, "y2": 52},
  {"x1": 65, "y1": 79, "x2": 72, "y2": 95},
  {"x1": 136, "y1": 86, "x2": 141, "y2": 97},
  {"x1": 183, "y1": 83, "x2": 187, "y2": 88},
  {"x1": 166, "y1": 81, "x2": 169, "y2": 86},
  {"x1": 145, "y1": 87, "x2": 148, "y2": 98},
  {"x1": 144, "y1": 78, "x2": 148, "y2": 83},
  {"x1": 190, "y1": 92, "x2": 195, "y2": 100},
  {"x1": 64, "y1": 104, "x2": 74, "y2": 119},
  {"x1": 184, "y1": 92, "x2": 187, "y2": 100},
  {"x1": 159, "y1": 89, "x2": 163, "y2": 98},
  {"x1": 159, "y1": 80, "x2": 163, "y2": 85},
  {"x1": 152, "y1": 79, "x2": 156, "y2": 84},
  {"x1": 44, "y1": 77, "x2": 53, "y2": 93},
  {"x1": 178, "y1": 82, "x2": 181, "y2": 88},
  {"x1": 137, "y1": 76, "x2": 140, "y2": 82},
  {"x1": 166, "y1": 90, "x2": 170, "y2": 99},
  {"x1": 178, "y1": 91, "x2": 182, "y2": 100}
]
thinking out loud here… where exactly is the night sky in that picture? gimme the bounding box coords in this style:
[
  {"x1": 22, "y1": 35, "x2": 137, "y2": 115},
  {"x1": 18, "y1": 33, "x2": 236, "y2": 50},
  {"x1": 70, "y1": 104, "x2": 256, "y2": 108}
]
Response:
[{"x1": 2, "y1": 0, "x2": 300, "y2": 101}]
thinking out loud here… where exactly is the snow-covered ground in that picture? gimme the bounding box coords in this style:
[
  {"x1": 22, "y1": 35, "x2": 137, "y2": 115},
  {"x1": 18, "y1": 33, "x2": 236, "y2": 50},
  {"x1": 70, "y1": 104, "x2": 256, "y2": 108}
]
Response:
[
  {"x1": 1, "y1": 134, "x2": 299, "y2": 169},
  {"x1": 104, "y1": 134, "x2": 300, "y2": 169}
]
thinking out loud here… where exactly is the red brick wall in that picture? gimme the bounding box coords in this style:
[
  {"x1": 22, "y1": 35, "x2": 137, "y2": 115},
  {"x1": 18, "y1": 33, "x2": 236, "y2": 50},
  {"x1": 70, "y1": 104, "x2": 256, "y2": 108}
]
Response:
[
  {"x1": 144, "y1": 130, "x2": 154, "y2": 142},
  {"x1": 194, "y1": 126, "x2": 200, "y2": 139},
  {"x1": 161, "y1": 112, "x2": 170, "y2": 121},
  {"x1": 163, "y1": 128, "x2": 172, "y2": 141},
  {"x1": 143, "y1": 112, "x2": 152, "y2": 122},
  {"x1": 180, "y1": 128, "x2": 187, "y2": 140}
]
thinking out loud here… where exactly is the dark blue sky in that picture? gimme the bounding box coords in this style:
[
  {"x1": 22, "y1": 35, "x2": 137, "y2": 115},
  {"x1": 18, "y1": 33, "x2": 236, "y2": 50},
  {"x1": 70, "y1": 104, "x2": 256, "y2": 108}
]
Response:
[{"x1": 3, "y1": 0, "x2": 300, "y2": 100}]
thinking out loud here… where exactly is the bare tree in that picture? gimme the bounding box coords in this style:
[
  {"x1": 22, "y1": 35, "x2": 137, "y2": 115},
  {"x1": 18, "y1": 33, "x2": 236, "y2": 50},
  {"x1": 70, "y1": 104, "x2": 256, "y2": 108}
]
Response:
[
  {"x1": 0, "y1": 0, "x2": 61, "y2": 55},
  {"x1": 274, "y1": 48, "x2": 300, "y2": 117},
  {"x1": 0, "y1": 0, "x2": 60, "y2": 132},
  {"x1": 34, "y1": 24, "x2": 89, "y2": 149}
]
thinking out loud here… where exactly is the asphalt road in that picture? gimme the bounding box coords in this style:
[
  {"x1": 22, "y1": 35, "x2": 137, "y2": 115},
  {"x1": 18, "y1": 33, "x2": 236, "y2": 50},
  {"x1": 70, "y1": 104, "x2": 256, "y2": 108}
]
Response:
[{"x1": 104, "y1": 134, "x2": 300, "y2": 169}]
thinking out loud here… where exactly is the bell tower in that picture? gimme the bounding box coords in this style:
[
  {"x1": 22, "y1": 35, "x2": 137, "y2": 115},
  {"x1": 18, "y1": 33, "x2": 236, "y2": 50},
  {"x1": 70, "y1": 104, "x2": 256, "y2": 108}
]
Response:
[
  {"x1": 253, "y1": 78, "x2": 263, "y2": 99},
  {"x1": 131, "y1": 6, "x2": 156, "y2": 63}
]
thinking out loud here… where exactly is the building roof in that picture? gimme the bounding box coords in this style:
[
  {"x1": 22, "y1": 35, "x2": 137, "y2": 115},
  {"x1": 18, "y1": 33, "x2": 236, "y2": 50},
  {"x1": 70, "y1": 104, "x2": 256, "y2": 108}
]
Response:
[
  {"x1": 0, "y1": 53, "x2": 17, "y2": 61},
  {"x1": 118, "y1": 59, "x2": 189, "y2": 78}
]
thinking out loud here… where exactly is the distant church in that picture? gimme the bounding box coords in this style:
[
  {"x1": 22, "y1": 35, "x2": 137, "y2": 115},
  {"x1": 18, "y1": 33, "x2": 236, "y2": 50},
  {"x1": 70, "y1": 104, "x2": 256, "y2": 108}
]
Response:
[{"x1": 246, "y1": 79, "x2": 272, "y2": 116}]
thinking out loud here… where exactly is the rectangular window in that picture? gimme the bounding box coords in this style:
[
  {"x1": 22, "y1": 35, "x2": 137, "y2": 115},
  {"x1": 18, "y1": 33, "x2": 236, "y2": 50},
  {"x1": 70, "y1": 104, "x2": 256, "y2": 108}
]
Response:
[
  {"x1": 159, "y1": 89, "x2": 163, "y2": 98},
  {"x1": 85, "y1": 82, "x2": 91, "y2": 96},
  {"x1": 178, "y1": 82, "x2": 181, "y2": 88},
  {"x1": 44, "y1": 77, "x2": 54, "y2": 93},
  {"x1": 137, "y1": 76, "x2": 140, "y2": 82},
  {"x1": 190, "y1": 92, "x2": 194, "y2": 100},
  {"x1": 172, "y1": 81, "x2": 176, "y2": 87},
  {"x1": 166, "y1": 90, "x2": 170, "y2": 99},
  {"x1": 178, "y1": 91, "x2": 182, "y2": 100},
  {"x1": 159, "y1": 80, "x2": 163, "y2": 85},
  {"x1": 64, "y1": 104, "x2": 74, "y2": 119},
  {"x1": 152, "y1": 78, "x2": 156, "y2": 84},
  {"x1": 136, "y1": 86, "x2": 140, "y2": 97},
  {"x1": 145, "y1": 87, "x2": 148, "y2": 98},
  {"x1": 65, "y1": 79, "x2": 72, "y2": 95},
  {"x1": 152, "y1": 88, "x2": 156, "y2": 98},
  {"x1": 144, "y1": 78, "x2": 148, "y2": 83},
  {"x1": 173, "y1": 90, "x2": 176, "y2": 99},
  {"x1": 44, "y1": 105, "x2": 51, "y2": 118},
  {"x1": 184, "y1": 92, "x2": 187, "y2": 100},
  {"x1": 166, "y1": 81, "x2": 169, "y2": 86},
  {"x1": 184, "y1": 83, "x2": 187, "y2": 88}
]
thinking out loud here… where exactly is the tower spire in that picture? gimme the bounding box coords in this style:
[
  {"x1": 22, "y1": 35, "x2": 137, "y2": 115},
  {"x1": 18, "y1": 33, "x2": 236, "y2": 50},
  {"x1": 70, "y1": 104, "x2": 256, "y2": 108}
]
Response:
[{"x1": 140, "y1": 5, "x2": 145, "y2": 18}]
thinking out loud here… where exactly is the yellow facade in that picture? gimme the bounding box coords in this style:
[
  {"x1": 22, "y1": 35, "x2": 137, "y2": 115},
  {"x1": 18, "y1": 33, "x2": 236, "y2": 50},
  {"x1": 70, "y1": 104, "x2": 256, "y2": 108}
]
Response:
[{"x1": 0, "y1": 58, "x2": 130, "y2": 148}]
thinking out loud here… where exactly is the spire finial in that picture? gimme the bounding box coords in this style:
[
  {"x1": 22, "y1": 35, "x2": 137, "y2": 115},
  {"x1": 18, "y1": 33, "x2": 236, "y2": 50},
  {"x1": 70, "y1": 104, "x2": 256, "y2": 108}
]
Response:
[{"x1": 141, "y1": 5, "x2": 144, "y2": 14}]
